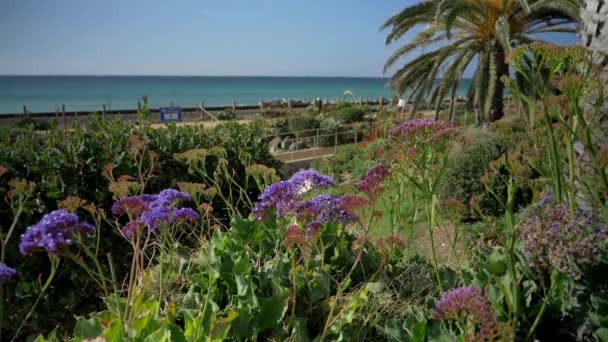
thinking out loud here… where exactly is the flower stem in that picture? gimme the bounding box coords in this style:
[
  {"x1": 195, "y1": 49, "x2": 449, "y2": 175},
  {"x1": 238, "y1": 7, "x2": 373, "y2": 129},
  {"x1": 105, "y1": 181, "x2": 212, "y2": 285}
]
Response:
[{"x1": 11, "y1": 257, "x2": 60, "y2": 342}]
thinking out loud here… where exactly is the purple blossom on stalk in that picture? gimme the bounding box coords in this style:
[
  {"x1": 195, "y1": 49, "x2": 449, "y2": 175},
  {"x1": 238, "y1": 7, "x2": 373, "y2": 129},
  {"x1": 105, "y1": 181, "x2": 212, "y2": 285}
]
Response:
[
  {"x1": 19, "y1": 210, "x2": 96, "y2": 255},
  {"x1": 111, "y1": 196, "x2": 150, "y2": 217},
  {"x1": 252, "y1": 170, "x2": 335, "y2": 220},
  {"x1": 388, "y1": 118, "x2": 455, "y2": 141},
  {"x1": 519, "y1": 200, "x2": 608, "y2": 279},
  {"x1": 121, "y1": 221, "x2": 144, "y2": 238},
  {"x1": 111, "y1": 189, "x2": 197, "y2": 238},
  {"x1": 296, "y1": 194, "x2": 357, "y2": 237},
  {"x1": 0, "y1": 263, "x2": 17, "y2": 284},
  {"x1": 289, "y1": 170, "x2": 334, "y2": 194},
  {"x1": 172, "y1": 208, "x2": 200, "y2": 223},
  {"x1": 433, "y1": 287, "x2": 502, "y2": 341},
  {"x1": 358, "y1": 164, "x2": 390, "y2": 196},
  {"x1": 338, "y1": 194, "x2": 371, "y2": 212},
  {"x1": 141, "y1": 206, "x2": 171, "y2": 231},
  {"x1": 252, "y1": 181, "x2": 300, "y2": 219},
  {"x1": 157, "y1": 189, "x2": 192, "y2": 206}
]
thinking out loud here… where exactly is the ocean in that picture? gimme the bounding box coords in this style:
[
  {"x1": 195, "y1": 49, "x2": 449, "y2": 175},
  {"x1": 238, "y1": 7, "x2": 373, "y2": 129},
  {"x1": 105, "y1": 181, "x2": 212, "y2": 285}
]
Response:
[{"x1": 0, "y1": 76, "x2": 471, "y2": 115}]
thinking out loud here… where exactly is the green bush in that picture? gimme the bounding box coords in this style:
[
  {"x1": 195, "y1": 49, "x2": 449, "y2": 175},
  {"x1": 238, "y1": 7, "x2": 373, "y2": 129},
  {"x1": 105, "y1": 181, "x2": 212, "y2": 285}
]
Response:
[
  {"x1": 441, "y1": 138, "x2": 508, "y2": 217},
  {"x1": 318, "y1": 117, "x2": 342, "y2": 147},
  {"x1": 288, "y1": 115, "x2": 319, "y2": 135},
  {"x1": 0, "y1": 119, "x2": 280, "y2": 339},
  {"x1": 259, "y1": 108, "x2": 289, "y2": 118},
  {"x1": 334, "y1": 105, "x2": 366, "y2": 123},
  {"x1": 312, "y1": 144, "x2": 377, "y2": 181},
  {"x1": 216, "y1": 110, "x2": 237, "y2": 121}
]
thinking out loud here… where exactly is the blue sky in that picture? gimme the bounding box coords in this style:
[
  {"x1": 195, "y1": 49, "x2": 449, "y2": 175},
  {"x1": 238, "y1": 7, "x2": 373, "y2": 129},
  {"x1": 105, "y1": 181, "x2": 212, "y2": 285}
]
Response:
[{"x1": 0, "y1": 0, "x2": 578, "y2": 77}]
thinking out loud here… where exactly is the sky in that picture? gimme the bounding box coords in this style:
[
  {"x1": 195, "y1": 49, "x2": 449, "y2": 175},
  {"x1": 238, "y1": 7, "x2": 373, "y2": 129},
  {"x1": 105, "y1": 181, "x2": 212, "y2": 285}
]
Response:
[{"x1": 0, "y1": 0, "x2": 579, "y2": 77}]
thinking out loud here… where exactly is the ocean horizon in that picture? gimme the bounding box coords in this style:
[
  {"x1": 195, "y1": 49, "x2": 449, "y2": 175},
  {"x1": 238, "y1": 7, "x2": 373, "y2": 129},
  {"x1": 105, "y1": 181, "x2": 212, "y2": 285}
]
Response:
[{"x1": 0, "y1": 76, "x2": 471, "y2": 115}]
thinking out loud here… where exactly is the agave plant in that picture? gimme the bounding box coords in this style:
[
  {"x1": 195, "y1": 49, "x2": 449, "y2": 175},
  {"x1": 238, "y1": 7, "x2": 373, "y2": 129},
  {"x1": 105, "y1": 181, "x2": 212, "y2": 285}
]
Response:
[{"x1": 382, "y1": 0, "x2": 581, "y2": 123}]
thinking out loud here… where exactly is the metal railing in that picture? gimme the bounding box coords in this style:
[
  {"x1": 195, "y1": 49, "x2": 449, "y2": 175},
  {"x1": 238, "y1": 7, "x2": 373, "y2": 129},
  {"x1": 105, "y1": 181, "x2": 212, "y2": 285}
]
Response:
[{"x1": 266, "y1": 120, "x2": 397, "y2": 163}]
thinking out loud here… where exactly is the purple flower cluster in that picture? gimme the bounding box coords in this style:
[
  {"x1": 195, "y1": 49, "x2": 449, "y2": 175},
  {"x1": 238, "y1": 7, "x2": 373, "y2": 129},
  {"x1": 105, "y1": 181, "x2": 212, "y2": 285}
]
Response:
[
  {"x1": 252, "y1": 170, "x2": 334, "y2": 220},
  {"x1": 289, "y1": 170, "x2": 334, "y2": 194},
  {"x1": 433, "y1": 287, "x2": 502, "y2": 341},
  {"x1": 388, "y1": 118, "x2": 455, "y2": 141},
  {"x1": 358, "y1": 164, "x2": 390, "y2": 196},
  {"x1": 112, "y1": 189, "x2": 199, "y2": 238},
  {"x1": 0, "y1": 263, "x2": 17, "y2": 284},
  {"x1": 519, "y1": 199, "x2": 608, "y2": 279},
  {"x1": 19, "y1": 210, "x2": 96, "y2": 255},
  {"x1": 296, "y1": 194, "x2": 357, "y2": 236}
]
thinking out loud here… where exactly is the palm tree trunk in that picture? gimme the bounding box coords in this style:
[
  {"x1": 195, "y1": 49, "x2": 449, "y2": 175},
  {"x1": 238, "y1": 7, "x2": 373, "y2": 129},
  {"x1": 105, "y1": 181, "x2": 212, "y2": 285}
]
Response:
[
  {"x1": 448, "y1": 81, "x2": 458, "y2": 125},
  {"x1": 489, "y1": 45, "x2": 508, "y2": 122},
  {"x1": 409, "y1": 102, "x2": 419, "y2": 119}
]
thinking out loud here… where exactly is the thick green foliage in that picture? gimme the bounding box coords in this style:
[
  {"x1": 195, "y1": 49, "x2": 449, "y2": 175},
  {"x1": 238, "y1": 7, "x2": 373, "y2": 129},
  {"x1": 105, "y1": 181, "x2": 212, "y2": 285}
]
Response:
[
  {"x1": 334, "y1": 104, "x2": 367, "y2": 123},
  {"x1": 0, "y1": 119, "x2": 280, "y2": 339},
  {"x1": 287, "y1": 115, "x2": 319, "y2": 136},
  {"x1": 216, "y1": 110, "x2": 237, "y2": 121},
  {"x1": 441, "y1": 139, "x2": 507, "y2": 217},
  {"x1": 312, "y1": 144, "x2": 378, "y2": 182}
]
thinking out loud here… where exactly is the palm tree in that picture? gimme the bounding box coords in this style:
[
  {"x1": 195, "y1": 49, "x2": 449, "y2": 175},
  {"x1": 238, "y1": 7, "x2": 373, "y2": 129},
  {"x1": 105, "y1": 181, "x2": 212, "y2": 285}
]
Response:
[{"x1": 382, "y1": 0, "x2": 581, "y2": 123}]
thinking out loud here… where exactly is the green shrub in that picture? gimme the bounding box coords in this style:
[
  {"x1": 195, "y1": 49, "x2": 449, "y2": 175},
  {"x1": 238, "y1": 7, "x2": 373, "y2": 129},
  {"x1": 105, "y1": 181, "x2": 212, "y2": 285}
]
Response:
[
  {"x1": 0, "y1": 119, "x2": 280, "y2": 339},
  {"x1": 216, "y1": 109, "x2": 237, "y2": 120},
  {"x1": 312, "y1": 144, "x2": 376, "y2": 181},
  {"x1": 288, "y1": 115, "x2": 319, "y2": 135},
  {"x1": 441, "y1": 138, "x2": 508, "y2": 217},
  {"x1": 334, "y1": 105, "x2": 366, "y2": 123},
  {"x1": 318, "y1": 117, "x2": 342, "y2": 147},
  {"x1": 259, "y1": 108, "x2": 289, "y2": 118}
]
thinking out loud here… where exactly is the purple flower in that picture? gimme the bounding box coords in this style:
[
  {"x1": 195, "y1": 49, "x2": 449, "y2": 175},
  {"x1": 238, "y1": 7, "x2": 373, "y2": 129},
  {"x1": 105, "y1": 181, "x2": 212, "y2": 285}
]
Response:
[
  {"x1": 252, "y1": 181, "x2": 300, "y2": 219},
  {"x1": 111, "y1": 189, "x2": 197, "y2": 237},
  {"x1": 388, "y1": 118, "x2": 455, "y2": 141},
  {"x1": 157, "y1": 189, "x2": 191, "y2": 206},
  {"x1": 289, "y1": 170, "x2": 334, "y2": 194},
  {"x1": 121, "y1": 221, "x2": 144, "y2": 238},
  {"x1": 0, "y1": 263, "x2": 17, "y2": 284},
  {"x1": 433, "y1": 287, "x2": 502, "y2": 341},
  {"x1": 19, "y1": 210, "x2": 96, "y2": 255},
  {"x1": 111, "y1": 196, "x2": 150, "y2": 217},
  {"x1": 519, "y1": 200, "x2": 608, "y2": 279},
  {"x1": 173, "y1": 208, "x2": 200, "y2": 223},
  {"x1": 251, "y1": 170, "x2": 337, "y2": 222},
  {"x1": 358, "y1": 164, "x2": 390, "y2": 196},
  {"x1": 296, "y1": 194, "x2": 357, "y2": 237},
  {"x1": 141, "y1": 206, "x2": 171, "y2": 231}
]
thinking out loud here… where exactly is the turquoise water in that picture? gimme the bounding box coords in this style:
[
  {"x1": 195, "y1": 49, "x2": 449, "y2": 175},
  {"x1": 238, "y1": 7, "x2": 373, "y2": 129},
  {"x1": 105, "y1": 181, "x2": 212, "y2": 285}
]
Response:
[{"x1": 0, "y1": 76, "x2": 471, "y2": 114}]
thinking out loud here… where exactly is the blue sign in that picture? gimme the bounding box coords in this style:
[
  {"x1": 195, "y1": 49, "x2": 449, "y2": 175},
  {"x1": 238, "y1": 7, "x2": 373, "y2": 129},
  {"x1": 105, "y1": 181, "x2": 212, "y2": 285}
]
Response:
[{"x1": 159, "y1": 107, "x2": 183, "y2": 123}]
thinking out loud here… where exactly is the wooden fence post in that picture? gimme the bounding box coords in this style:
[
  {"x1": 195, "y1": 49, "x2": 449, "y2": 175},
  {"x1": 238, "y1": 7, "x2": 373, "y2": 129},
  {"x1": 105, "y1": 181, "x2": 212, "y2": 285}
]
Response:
[
  {"x1": 379, "y1": 97, "x2": 383, "y2": 109},
  {"x1": 22, "y1": 105, "x2": 27, "y2": 115},
  {"x1": 287, "y1": 98, "x2": 292, "y2": 111},
  {"x1": 232, "y1": 99, "x2": 236, "y2": 112},
  {"x1": 260, "y1": 99, "x2": 264, "y2": 110},
  {"x1": 102, "y1": 104, "x2": 106, "y2": 118}
]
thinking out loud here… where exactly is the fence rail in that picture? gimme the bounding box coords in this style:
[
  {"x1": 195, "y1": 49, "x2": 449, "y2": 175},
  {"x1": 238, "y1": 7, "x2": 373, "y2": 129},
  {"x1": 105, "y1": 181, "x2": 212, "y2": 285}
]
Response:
[{"x1": 268, "y1": 120, "x2": 396, "y2": 163}]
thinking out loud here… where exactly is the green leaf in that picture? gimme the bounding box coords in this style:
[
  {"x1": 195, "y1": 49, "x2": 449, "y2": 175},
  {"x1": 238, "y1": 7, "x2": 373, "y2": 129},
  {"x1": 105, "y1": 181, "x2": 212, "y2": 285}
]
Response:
[
  {"x1": 310, "y1": 271, "x2": 331, "y2": 302},
  {"x1": 73, "y1": 317, "x2": 103, "y2": 339},
  {"x1": 596, "y1": 328, "x2": 608, "y2": 342},
  {"x1": 411, "y1": 321, "x2": 428, "y2": 342},
  {"x1": 209, "y1": 310, "x2": 239, "y2": 341},
  {"x1": 290, "y1": 319, "x2": 311, "y2": 342},
  {"x1": 384, "y1": 319, "x2": 408, "y2": 342},
  {"x1": 256, "y1": 281, "x2": 288, "y2": 332}
]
